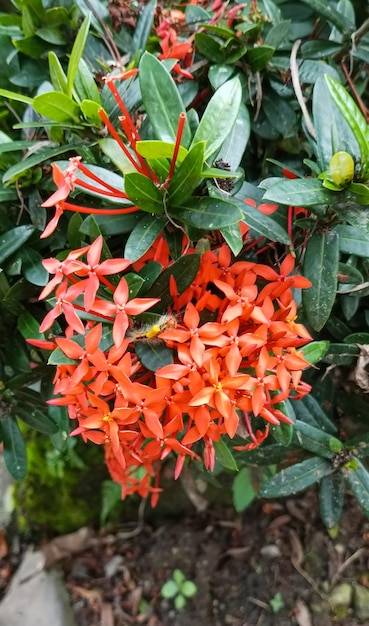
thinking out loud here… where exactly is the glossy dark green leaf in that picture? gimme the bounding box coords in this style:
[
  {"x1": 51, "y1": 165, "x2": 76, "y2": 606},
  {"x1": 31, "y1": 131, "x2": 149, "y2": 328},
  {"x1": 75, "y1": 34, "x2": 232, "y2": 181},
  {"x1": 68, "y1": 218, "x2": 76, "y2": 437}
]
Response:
[
  {"x1": 131, "y1": 0, "x2": 156, "y2": 52},
  {"x1": 17, "y1": 311, "x2": 43, "y2": 341},
  {"x1": 145, "y1": 253, "x2": 200, "y2": 311},
  {"x1": 124, "y1": 215, "x2": 167, "y2": 263},
  {"x1": 220, "y1": 223, "x2": 243, "y2": 256},
  {"x1": 0, "y1": 225, "x2": 35, "y2": 264},
  {"x1": 16, "y1": 405, "x2": 58, "y2": 435},
  {"x1": 321, "y1": 342, "x2": 360, "y2": 366},
  {"x1": 48, "y1": 348, "x2": 76, "y2": 366},
  {"x1": 0, "y1": 416, "x2": 27, "y2": 480},
  {"x1": 135, "y1": 341, "x2": 173, "y2": 372},
  {"x1": 191, "y1": 76, "x2": 242, "y2": 160},
  {"x1": 295, "y1": 394, "x2": 337, "y2": 434},
  {"x1": 215, "y1": 103, "x2": 250, "y2": 170},
  {"x1": 137, "y1": 261, "x2": 162, "y2": 294},
  {"x1": 320, "y1": 473, "x2": 344, "y2": 529},
  {"x1": 32, "y1": 91, "x2": 81, "y2": 123},
  {"x1": 194, "y1": 32, "x2": 225, "y2": 64},
  {"x1": 264, "y1": 20, "x2": 291, "y2": 48},
  {"x1": 175, "y1": 197, "x2": 242, "y2": 230},
  {"x1": 271, "y1": 421, "x2": 293, "y2": 447},
  {"x1": 259, "y1": 457, "x2": 332, "y2": 498},
  {"x1": 236, "y1": 198, "x2": 290, "y2": 244},
  {"x1": 300, "y1": 0, "x2": 351, "y2": 34},
  {"x1": 263, "y1": 93, "x2": 296, "y2": 137},
  {"x1": 346, "y1": 458, "x2": 369, "y2": 516},
  {"x1": 3, "y1": 145, "x2": 83, "y2": 185},
  {"x1": 214, "y1": 439, "x2": 238, "y2": 471},
  {"x1": 139, "y1": 52, "x2": 191, "y2": 148},
  {"x1": 232, "y1": 467, "x2": 257, "y2": 512},
  {"x1": 301, "y1": 40, "x2": 341, "y2": 59},
  {"x1": 295, "y1": 420, "x2": 339, "y2": 459},
  {"x1": 124, "y1": 172, "x2": 164, "y2": 214},
  {"x1": 19, "y1": 247, "x2": 48, "y2": 286},
  {"x1": 208, "y1": 64, "x2": 236, "y2": 90},
  {"x1": 335, "y1": 224, "x2": 369, "y2": 257},
  {"x1": 246, "y1": 45, "x2": 275, "y2": 71},
  {"x1": 67, "y1": 13, "x2": 91, "y2": 98},
  {"x1": 234, "y1": 442, "x2": 299, "y2": 466},
  {"x1": 326, "y1": 75, "x2": 369, "y2": 177},
  {"x1": 168, "y1": 142, "x2": 205, "y2": 206},
  {"x1": 302, "y1": 229, "x2": 339, "y2": 331},
  {"x1": 262, "y1": 177, "x2": 332, "y2": 206}
]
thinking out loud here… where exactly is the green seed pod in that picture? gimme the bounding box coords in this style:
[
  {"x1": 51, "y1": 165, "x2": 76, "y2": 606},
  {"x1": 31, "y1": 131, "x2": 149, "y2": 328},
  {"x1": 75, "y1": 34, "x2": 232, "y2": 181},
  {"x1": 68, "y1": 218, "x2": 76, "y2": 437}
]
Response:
[{"x1": 329, "y1": 151, "x2": 355, "y2": 187}]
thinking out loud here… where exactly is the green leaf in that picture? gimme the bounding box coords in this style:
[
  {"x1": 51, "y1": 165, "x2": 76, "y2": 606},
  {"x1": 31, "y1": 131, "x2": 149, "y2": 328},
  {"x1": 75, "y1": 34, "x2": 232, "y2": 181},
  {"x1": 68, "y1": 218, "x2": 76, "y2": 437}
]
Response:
[
  {"x1": 214, "y1": 438, "x2": 238, "y2": 471},
  {"x1": 67, "y1": 13, "x2": 91, "y2": 99},
  {"x1": 2, "y1": 144, "x2": 84, "y2": 185},
  {"x1": 0, "y1": 225, "x2": 35, "y2": 264},
  {"x1": 0, "y1": 88, "x2": 33, "y2": 105},
  {"x1": 174, "y1": 594, "x2": 186, "y2": 610},
  {"x1": 298, "y1": 340, "x2": 329, "y2": 364},
  {"x1": 124, "y1": 215, "x2": 167, "y2": 263},
  {"x1": 74, "y1": 58, "x2": 100, "y2": 104},
  {"x1": 124, "y1": 172, "x2": 164, "y2": 214},
  {"x1": 259, "y1": 457, "x2": 333, "y2": 498},
  {"x1": 264, "y1": 20, "x2": 291, "y2": 48},
  {"x1": 234, "y1": 442, "x2": 299, "y2": 466},
  {"x1": 237, "y1": 199, "x2": 290, "y2": 244},
  {"x1": 335, "y1": 224, "x2": 369, "y2": 257},
  {"x1": 262, "y1": 177, "x2": 332, "y2": 206},
  {"x1": 0, "y1": 416, "x2": 27, "y2": 480},
  {"x1": 48, "y1": 51, "x2": 68, "y2": 94},
  {"x1": 232, "y1": 466, "x2": 257, "y2": 512},
  {"x1": 131, "y1": 0, "x2": 156, "y2": 53},
  {"x1": 17, "y1": 311, "x2": 43, "y2": 341},
  {"x1": 220, "y1": 222, "x2": 243, "y2": 256},
  {"x1": 271, "y1": 421, "x2": 293, "y2": 447},
  {"x1": 161, "y1": 580, "x2": 179, "y2": 599},
  {"x1": 98, "y1": 137, "x2": 138, "y2": 175},
  {"x1": 191, "y1": 76, "x2": 242, "y2": 160},
  {"x1": 181, "y1": 581, "x2": 197, "y2": 598},
  {"x1": 320, "y1": 473, "x2": 344, "y2": 529},
  {"x1": 326, "y1": 75, "x2": 369, "y2": 178},
  {"x1": 263, "y1": 93, "x2": 296, "y2": 137},
  {"x1": 135, "y1": 140, "x2": 188, "y2": 162},
  {"x1": 32, "y1": 91, "x2": 81, "y2": 123},
  {"x1": 139, "y1": 52, "x2": 191, "y2": 148},
  {"x1": 19, "y1": 247, "x2": 48, "y2": 286},
  {"x1": 300, "y1": 0, "x2": 351, "y2": 34},
  {"x1": 246, "y1": 45, "x2": 275, "y2": 71},
  {"x1": 137, "y1": 262, "x2": 162, "y2": 293},
  {"x1": 302, "y1": 229, "x2": 339, "y2": 331},
  {"x1": 16, "y1": 405, "x2": 58, "y2": 435},
  {"x1": 215, "y1": 103, "x2": 250, "y2": 170},
  {"x1": 294, "y1": 420, "x2": 340, "y2": 459},
  {"x1": 168, "y1": 142, "x2": 205, "y2": 206},
  {"x1": 100, "y1": 479, "x2": 122, "y2": 526},
  {"x1": 48, "y1": 348, "x2": 76, "y2": 366},
  {"x1": 145, "y1": 253, "x2": 200, "y2": 311},
  {"x1": 346, "y1": 458, "x2": 369, "y2": 516},
  {"x1": 175, "y1": 197, "x2": 242, "y2": 230},
  {"x1": 80, "y1": 100, "x2": 102, "y2": 126}
]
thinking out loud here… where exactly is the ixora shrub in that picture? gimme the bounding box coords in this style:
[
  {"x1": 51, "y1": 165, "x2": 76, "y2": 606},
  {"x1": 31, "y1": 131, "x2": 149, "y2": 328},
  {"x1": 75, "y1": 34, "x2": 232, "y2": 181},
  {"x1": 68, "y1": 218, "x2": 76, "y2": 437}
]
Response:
[
  {"x1": 27, "y1": 63, "x2": 313, "y2": 505},
  {"x1": 2, "y1": 0, "x2": 369, "y2": 530}
]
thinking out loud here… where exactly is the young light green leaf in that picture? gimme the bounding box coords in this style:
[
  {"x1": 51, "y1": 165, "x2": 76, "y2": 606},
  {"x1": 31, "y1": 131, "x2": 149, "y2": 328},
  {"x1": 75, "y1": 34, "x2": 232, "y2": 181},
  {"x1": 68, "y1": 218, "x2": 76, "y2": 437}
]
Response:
[
  {"x1": 326, "y1": 75, "x2": 369, "y2": 177},
  {"x1": 48, "y1": 51, "x2": 68, "y2": 94},
  {"x1": 190, "y1": 76, "x2": 242, "y2": 160},
  {"x1": 67, "y1": 13, "x2": 91, "y2": 98},
  {"x1": 135, "y1": 140, "x2": 188, "y2": 162},
  {"x1": 32, "y1": 91, "x2": 81, "y2": 123}
]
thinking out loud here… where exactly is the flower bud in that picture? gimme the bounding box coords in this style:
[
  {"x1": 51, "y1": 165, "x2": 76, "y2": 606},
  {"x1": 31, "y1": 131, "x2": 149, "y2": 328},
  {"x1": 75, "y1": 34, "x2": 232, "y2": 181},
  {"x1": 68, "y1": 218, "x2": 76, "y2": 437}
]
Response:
[{"x1": 329, "y1": 151, "x2": 355, "y2": 187}]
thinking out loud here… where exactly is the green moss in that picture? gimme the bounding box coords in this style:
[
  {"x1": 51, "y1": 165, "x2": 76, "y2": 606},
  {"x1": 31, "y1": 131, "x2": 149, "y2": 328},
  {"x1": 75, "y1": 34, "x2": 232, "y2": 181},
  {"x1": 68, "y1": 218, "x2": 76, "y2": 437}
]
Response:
[{"x1": 15, "y1": 430, "x2": 108, "y2": 535}]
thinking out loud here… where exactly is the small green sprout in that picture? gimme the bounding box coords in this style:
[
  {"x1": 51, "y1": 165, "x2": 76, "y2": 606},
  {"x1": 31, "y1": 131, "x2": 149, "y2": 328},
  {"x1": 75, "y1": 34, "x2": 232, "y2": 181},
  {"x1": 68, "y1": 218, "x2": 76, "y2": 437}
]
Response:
[{"x1": 161, "y1": 569, "x2": 197, "y2": 610}]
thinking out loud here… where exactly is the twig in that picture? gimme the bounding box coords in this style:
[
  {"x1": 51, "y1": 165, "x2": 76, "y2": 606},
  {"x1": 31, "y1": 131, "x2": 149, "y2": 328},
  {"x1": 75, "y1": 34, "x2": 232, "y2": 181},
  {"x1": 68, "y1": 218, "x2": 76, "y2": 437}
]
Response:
[
  {"x1": 341, "y1": 61, "x2": 369, "y2": 121},
  {"x1": 330, "y1": 547, "x2": 367, "y2": 587},
  {"x1": 351, "y1": 17, "x2": 369, "y2": 50},
  {"x1": 291, "y1": 558, "x2": 328, "y2": 601},
  {"x1": 290, "y1": 40, "x2": 316, "y2": 139}
]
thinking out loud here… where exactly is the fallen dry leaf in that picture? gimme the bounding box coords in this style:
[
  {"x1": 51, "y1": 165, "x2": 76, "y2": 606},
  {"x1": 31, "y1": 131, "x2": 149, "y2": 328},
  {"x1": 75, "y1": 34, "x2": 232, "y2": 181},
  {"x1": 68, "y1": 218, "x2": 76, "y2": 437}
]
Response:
[
  {"x1": 294, "y1": 599, "x2": 312, "y2": 626},
  {"x1": 42, "y1": 526, "x2": 94, "y2": 568},
  {"x1": 0, "y1": 530, "x2": 8, "y2": 559},
  {"x1": 101, "y1": 601, "x2": 115, "y2": 626}
]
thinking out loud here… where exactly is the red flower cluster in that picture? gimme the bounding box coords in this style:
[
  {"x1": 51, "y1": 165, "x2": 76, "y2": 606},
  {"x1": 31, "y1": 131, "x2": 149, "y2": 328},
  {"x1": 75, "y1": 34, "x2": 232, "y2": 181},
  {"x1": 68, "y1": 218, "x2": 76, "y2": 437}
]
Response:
[{"x1": 32, "y1": 234, "x2": 312, "y2": 504}]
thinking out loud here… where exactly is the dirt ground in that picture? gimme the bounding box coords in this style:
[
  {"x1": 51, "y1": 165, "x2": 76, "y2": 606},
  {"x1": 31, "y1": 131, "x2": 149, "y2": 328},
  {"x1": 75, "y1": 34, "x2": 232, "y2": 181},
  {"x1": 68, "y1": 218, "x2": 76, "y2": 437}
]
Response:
[
  {"x1": 1, "y1": 485, "x2": 368, "y2": 626},
  {"x1": 19, "y1": 490, "x2": 366, "y2": 626}
]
